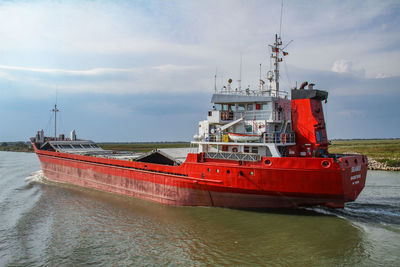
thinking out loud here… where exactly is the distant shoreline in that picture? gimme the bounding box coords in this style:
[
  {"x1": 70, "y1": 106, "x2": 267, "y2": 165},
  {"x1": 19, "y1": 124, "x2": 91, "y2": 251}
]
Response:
[
  {"x1": 1, "y1": 139, "x2": 399, "y2": 171},
  {"x1": 0, "y1": 142, "x2": 33, "y2": 153}
]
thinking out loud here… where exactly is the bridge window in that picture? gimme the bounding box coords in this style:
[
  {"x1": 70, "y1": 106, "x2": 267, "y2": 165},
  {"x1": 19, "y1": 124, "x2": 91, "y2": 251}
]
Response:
[
  {"x1": 247, "y1": 104, "x2": 253, "y2": 111},
  {"x1": 245, "y1": 125, "x2": 253, "y2": 133},
  {"x1": 316, "y1": 131, "x2": 323, "y2": 142},
  {"x1": 237, "y1": 105, "x2": 245, "y2": 111}
]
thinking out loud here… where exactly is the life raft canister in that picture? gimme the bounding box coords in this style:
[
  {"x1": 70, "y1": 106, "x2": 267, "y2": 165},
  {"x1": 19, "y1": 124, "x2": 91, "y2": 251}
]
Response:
[{"x1": 280, "y1": 133, "x2": 287, "y2": 143}]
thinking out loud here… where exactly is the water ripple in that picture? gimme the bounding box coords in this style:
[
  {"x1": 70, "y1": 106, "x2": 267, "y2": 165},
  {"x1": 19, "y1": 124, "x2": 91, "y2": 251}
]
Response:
[{"x1": 0, "y1": 152, "x2": 399, "y2": 266}]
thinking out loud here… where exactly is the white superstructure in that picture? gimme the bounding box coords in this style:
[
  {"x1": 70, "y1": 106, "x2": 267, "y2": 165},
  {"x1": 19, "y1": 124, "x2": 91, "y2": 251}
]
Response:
[{"x1": 192, "y1": 34, "x2": 295, "y2": 158}]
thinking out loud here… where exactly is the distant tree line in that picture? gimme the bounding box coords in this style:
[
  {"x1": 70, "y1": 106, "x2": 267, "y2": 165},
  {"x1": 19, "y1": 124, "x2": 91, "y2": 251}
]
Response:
[{"x1": 0, "y1": 142, "x2": 33, "y2": 152}]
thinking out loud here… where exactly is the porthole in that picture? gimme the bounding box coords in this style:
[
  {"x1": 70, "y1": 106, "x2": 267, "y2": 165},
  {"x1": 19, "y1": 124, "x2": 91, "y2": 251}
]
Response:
[
  {"x1": 250, "y1": 171, "x2": 254, "y2": 176},
  {"x1": 207, "y1": 168, "x2": 211, "y2": 172},
  {"x1": 216, "y1": 169, "x2": 219, "y2": 173},
  {"x1": 321, "y1": 160, "x2": 331, "y2": 168},
  {"x1": 227, "y1": 170, "x2": 230, "y2": 174},
  {"x1": 265, "y1": 159, "x2": 272, "y2": 166}
]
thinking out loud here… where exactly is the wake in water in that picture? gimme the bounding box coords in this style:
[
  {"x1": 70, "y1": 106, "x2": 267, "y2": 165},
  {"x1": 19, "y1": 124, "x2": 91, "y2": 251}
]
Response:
[
  {"x1": 309, "y1": 202, "x2": 400, "y2": 226},
  {"x1": 25, "y1": 170, "x2": 46, "y2": 184},
  {"x1": 21, "y1": 168, "x2": 400, "y2": 227},
  {"x1": 308, "y1": 172, "x2": 400, "y2": 226}
]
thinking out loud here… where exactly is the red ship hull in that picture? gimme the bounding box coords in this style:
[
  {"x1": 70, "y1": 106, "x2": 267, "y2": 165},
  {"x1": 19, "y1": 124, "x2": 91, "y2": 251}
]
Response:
[{"x1": 34, "y1": 147, "x2": 367, "y2": 209}]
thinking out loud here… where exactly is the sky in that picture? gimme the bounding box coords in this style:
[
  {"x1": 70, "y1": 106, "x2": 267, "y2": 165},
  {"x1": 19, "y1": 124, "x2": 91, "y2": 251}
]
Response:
[{"x1": 0, "y1": 0, "x2": 399, "y2": 142}]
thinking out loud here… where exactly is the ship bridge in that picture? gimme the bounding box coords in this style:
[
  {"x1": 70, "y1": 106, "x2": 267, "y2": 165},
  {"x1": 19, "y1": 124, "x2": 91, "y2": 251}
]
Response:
[{"x1": 193, "y1": 88, "x2": 296, "y2": 158}]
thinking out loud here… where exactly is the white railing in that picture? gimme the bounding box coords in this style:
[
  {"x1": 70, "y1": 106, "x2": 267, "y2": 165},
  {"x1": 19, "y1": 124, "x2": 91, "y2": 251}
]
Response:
[
  {"x1": 217, "y1": 88, "x2": 289, "y2": 98},
  {"x1": 233, "y1": 111, "x2": 271, "y2": 121},
  {"x1": 204, "y1": 131, "x2": 295, "y2": 144},
  {"x1": 210, "y1": 109, "x2": 291, "y2": 122},
  {"x1": 264, "y1": 132, "x2": 295, "y2": 144},
  {"x1": 205, "y1": 152, "x2": 260, "y2": 162}
]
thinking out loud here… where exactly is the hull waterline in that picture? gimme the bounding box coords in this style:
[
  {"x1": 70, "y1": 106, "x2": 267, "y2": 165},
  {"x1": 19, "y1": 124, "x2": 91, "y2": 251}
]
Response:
[{"x1": 34, "y1": 148, "x2": 367, "y2": 209}]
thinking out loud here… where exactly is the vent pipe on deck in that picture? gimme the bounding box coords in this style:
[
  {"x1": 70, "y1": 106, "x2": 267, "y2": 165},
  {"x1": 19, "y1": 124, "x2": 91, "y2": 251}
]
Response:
[{"x1": 70, "y1": 130, "x2": 76, "y2": 141}]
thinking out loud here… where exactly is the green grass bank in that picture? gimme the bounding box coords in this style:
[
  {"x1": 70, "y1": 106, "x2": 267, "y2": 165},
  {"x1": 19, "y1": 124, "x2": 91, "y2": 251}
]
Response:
[
  {"x1": 1, "y1": 139, "x2": 398, "y2": 169},
  {"x1": 329, "y1": 139, "x2": 400, "y2": 168}
]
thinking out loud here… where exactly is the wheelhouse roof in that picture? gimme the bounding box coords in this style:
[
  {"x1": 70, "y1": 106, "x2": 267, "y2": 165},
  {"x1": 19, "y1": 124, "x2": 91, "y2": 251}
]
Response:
[{"x1": 211, "y1": 93, "x2": 275, "y2": 104}]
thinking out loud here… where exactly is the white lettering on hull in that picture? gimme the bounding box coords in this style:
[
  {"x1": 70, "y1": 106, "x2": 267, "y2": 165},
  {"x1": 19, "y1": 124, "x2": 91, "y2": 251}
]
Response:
[
  {"x1": 350, "y1": 173, "x2": 361, "y2": 185},
  {"x1": 351, "y1": 165, "x2": 361, "y2": 172}
]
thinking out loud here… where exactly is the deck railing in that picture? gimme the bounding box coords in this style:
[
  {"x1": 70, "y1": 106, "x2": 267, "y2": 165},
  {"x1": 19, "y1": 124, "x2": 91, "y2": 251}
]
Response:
[
  {"x1": 204, "y1": 131, "x2": 295, "y2": 144},
  {"x1": 217, "y1": 88, "x2": 289, "y2": 98},
  {"x1": 264, "y1": 132, "x2": 295, "y2": 144},
  {"x1": 205, "y1": 152, "x2": 260, "y2": 162},
  {"x1": 210, "y1": 110, "x2": 289, "y2": 123}
]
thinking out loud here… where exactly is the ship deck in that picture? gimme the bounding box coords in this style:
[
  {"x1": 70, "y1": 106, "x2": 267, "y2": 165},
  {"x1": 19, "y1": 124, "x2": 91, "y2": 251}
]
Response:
[
  {"x1": 82, "y1": 147, "x2": 196, "y2": 165},
  {"x1": 39, "y1": 139, "x2": 196, "y2": 165},
  {"x1": 83, "y1": 148, "x2": 196, "y2": 166}
]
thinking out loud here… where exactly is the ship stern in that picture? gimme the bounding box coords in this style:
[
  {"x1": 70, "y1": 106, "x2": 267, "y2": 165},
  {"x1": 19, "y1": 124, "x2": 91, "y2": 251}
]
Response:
[{"x1": 324, "y1": 154, "x2": 367, "y2": 208}]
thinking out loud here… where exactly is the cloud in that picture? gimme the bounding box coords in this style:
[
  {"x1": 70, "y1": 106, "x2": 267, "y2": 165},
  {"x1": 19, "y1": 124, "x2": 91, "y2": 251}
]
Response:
[
  {"x1": 85, "y1": 101, "x2": 133, "y2": 118},
  {"x1": 0, "y1": 64, "x2": 199, "y2": 76},
  {"x1": 337, "y1": 109, "x2": 366, "y2": 117},
  {"x1": 0, "y1": 65, "x2": 137, "y2": 76},
  {"x1": 0, "y1": 0, "x2": 399, "y2": 94},
  {"x1": 0, "y1": 64, "x2": 206, "y2": 95},
  {"x1": 375, "y1": 73, "x2": 392, "y2": 79},
  {"x1": 1, "y1": 0, "x2": 400, "y2": 141},
  {"x1": 288, "y1": 64, "x2": 400, "y2": 97},
  {"x1": 0, "y1": 70, "x2": 14, "y2": 81},
  {"x1": 331, "y1": 59, "x2": 365, "y2": 77},
  {"x1": 331, "y1": 60, "x2": 354, "y2": 73}
]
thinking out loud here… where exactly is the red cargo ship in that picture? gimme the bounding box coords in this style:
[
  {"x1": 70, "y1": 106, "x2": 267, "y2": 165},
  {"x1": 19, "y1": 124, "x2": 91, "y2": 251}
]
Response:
[{"x1": 31, "y1": 34, "x2": 367, "y2": 208}]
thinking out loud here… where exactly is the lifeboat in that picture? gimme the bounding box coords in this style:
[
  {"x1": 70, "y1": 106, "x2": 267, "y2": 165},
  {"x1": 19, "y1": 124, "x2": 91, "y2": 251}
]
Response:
[{"x1": 228, "y1": 132, "x2": 261, "y2": 142}]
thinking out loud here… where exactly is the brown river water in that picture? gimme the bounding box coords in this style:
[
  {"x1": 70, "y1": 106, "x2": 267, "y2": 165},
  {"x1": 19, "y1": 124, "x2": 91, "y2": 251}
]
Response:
[{"x1": 0, "y1": 151, "x2": 399, "y2": 266}]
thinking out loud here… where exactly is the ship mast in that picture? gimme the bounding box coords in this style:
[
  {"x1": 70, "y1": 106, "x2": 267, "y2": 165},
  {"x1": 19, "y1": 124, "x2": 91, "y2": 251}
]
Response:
[
  {"x1": 238, "y1": 54, "x2": 242, "y2": 92},
  {"x1": 270, "y1": 0, "x2": 285, "y2": 97},
  {"x1": 271, "y1": 34, "x2": 282, "y2": 96},
  {"x1": 214, "y1": 67, "x2": 217, "y2": 92},
  {"x1": 52, "y1": 104, "x2": 59, "y2": 138}
]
